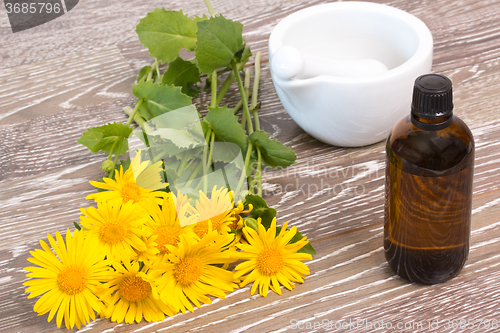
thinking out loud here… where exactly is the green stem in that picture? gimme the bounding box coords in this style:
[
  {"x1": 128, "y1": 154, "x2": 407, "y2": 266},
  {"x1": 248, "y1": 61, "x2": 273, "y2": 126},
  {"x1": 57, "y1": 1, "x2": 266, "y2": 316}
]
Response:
[
  {"x1": 216, "y1": 71, "x2": 235, "y2": 105},
  {"x1": 177, "y1": 151, "x2": 190, "y2": 175},
  {"x1": 251, "y1": 52, "x2": 262, "y2": 131},
  {"x1": 207, "y1": 131, "x2": 215, "y2": 171},
  {"x1": 216, "y1": 67, "x2": 232, "y2": 76},
  {"x1": 198, "y1": 71, "x2": 219, "y2": 192},
  {"x1": 109, "y1": 139, "x2": 123, "y2": 179},
  {"x1": 232, "y1": 60, "x2": 253, "y2": 134},
  {"x1": 250, "y1": 52, "x2": 261, "y2": 110},
  {"x1": 112, "y1": 97, "x2": 145, "y2": 179},
  {"x1": 234, "y1": 99, "x2": 243, "y2": 114},
  {"x1": 193, "y1": 175, "x2": 203, "y2": 192},
  {"x1": 147, "y1": 64, "x2": 154, "y2": 82},
  {"x1": 125, "y1": 99, "x2": 144, "y2": 127},
  {"x1": 152, "y1": 150, "x2": 168, "y2": 163},
  {"x1": 211, "y1": 71, "x2": 217, "y2": 108},
  {"x1": 252, "y1": 54, "x2": 264, "y2": 195},
  {"x1": 240, "y1": 68, "x2": 251, "y2": 131},
  {"x1": 216, "y1": 62, "x2": 246, "y2": 106},
  {"x1": 202, "y1": 128, "x2": 211, "y2": 193},
  {"x1": 233, "y1": 90, "x2": 252, "y2": 114},
  {"x1": 256, "y1": 147, "x2": 262, "y2": 196},
  {"x1": 185, "y1": 161, "x2": 203, "y2": 188},
  {"x1": 204, "y1": 0, "x2": 215, "y2": 16},
  {"x1": 183, "y1": 158, "x2": 195, "y2": 174},
  {"x1": 253, "y1": 108, "x2": 261, "y2": 132},
  {"x1": 123, "y1": 107, "x2": 153, "y2": 133},
  {"x1": 235, "y1": 141, "x2": 253, "y2": 196},
  {"x1": 155, "y1": 59, "x2": 160, "y2": 81},
  {"x1": 248, "y1": 173, "x2": 254, "y2": 195},
  {"x1": 107, "y1": 139, "x2": 118, "y2": 161}
]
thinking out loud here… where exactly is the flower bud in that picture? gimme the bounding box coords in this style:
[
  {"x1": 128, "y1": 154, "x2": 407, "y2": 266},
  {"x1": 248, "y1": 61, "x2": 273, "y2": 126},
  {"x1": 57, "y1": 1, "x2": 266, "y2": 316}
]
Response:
[
  {"x1": 100, "y1": 160, "x2": 114, "y2": 173},
  {"x1": 244, "y1": 217, "x2": 258, "y2": 231}
]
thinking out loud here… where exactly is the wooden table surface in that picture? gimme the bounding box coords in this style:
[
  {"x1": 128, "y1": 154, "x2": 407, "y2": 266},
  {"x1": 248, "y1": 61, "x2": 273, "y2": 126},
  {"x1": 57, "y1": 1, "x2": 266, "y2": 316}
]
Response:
[{"x1": 2, "y1": 0, "x2": 500, "y2": 332}]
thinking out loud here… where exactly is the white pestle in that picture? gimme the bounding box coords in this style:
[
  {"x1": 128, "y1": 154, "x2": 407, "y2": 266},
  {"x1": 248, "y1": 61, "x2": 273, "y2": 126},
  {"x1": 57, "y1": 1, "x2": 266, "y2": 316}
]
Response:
[{"x1": 272, "y1": 45, "x2": 389, "y2": 80}]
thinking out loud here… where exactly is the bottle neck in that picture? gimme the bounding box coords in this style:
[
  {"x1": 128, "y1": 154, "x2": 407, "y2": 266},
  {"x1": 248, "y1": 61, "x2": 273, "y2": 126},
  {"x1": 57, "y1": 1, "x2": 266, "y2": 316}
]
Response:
[{"x1": 411, "y1": 112, "x2": 453, "y2": 131}]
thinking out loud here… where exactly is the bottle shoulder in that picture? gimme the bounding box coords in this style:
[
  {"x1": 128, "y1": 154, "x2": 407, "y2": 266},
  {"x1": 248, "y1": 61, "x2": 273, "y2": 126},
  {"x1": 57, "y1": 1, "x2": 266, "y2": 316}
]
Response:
[{"x1": 387, "y1": 115, "x2": 474, "y2": 174}]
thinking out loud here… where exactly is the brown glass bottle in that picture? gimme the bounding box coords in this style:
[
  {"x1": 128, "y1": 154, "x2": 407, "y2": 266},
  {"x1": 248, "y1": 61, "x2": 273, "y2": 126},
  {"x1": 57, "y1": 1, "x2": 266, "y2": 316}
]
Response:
[{"x1": 384, "y1": 74, "x2": 474, "y2": 284}]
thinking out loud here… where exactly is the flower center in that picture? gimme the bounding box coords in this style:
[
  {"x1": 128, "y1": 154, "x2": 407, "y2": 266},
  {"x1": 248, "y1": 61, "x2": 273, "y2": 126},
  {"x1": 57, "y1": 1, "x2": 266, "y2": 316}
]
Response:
[
  {"x1": 228, "y1": 217, "x2": 240, "y2": 230},
  {"x1": 154, "y1": 226, "x2": 181, "y2": 254},
  {"x1": 121, "y1": 183, "x2": 142, "y2": 203},
  {"x1": 257, "y1": 248, "x2": 284, "y2": 276},
  {"x1": 100, "y1": 222, "x2": 126, "y2": 244},
  {"x1": 120, "y1": 275, "x2": 151, "y2": 302},
  {"x1": 57, "y1": 265, "x2": 88, "y2": 295},
  {"x1": 173, "y1": 256, "x2": 203, "y2": 285}
]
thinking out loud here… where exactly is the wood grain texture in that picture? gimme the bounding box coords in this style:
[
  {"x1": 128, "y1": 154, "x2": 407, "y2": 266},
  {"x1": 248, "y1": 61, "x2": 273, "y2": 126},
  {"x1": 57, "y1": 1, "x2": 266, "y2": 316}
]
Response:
[
  {"x1": 0, "y1": 46, "x2": 134, "y2": 124},
  {"x1": 1, "y1": 0, "x2": 500, "y2": 332}
]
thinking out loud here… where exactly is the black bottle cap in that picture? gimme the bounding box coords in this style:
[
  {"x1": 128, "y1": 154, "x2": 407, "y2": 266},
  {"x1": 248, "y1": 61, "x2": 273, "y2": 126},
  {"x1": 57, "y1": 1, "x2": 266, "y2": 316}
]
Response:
[{"x1": 411, "y1": 74, "x2": 453, "y2": 119}]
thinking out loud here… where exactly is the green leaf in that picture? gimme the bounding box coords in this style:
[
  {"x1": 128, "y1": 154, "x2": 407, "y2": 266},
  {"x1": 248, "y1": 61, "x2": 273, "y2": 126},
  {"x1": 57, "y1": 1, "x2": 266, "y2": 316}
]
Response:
[
  {"x1": 244, "y1": 194, "x2": 276, "y2": 229},
  {"x1": 137, "y1": 65, "x2": 152, "y2": 82},
  {"x1": 211, "y1": 141, "x2": 244, "y2": 164},
  {"x1": 276, "y1": 227, "x2": 316, "y2": 255},
  {"x1": 77, "y1": 122, "x2": 132, "y2": 155},
  {"x1": 146, "y1": 105, "x2": 201, "y2": 131},
  {"x1": 151, "y1": 128, "x2": 202, "y2": 149},
  {"x1": 153, "y1": 144, "x2": 182, "y2": 161},
  {"x1": 132, "y1": 81, "x2": 192, "y2": 121},
  {"x1": 163, "y1": 57, "x2": 201, "y2": 97},
  {"x1": 73, "y1": 220, "x2": 88, "y2": 230},
  {"x1": 204, "y1": 106, "x2": 248, "y2": 154},
  {"x1": 136, "y1": 9, "x2": 198, "y2": 63},
  {"x1": 195, "y1": 15, "x2": 244, "y2": 74},
  {"x1": 241, "y1": 46, "x2": 252, "y2": 64},
  {"x1": 200, "y1": 119, "x2": 210, "y2": 137},
  {"x1": 234, "y1": 45, "x2": 252, "y2": 65},
  {"x1": 249, "y1": 130, "x2": 296, "y2": 168},
  {"x1": 192, "y1": 14, "x2": 209, "y2": 23}
]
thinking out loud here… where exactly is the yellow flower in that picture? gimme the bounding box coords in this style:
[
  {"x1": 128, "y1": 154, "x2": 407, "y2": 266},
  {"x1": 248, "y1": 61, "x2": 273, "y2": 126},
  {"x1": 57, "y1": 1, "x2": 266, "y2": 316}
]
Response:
[
  {"x1": 86, "y1": 153, "x2": 167, "y2": 210},
  {"x1": 192, "y1": 186, "x2": 236, "y2": 238},
  {"x1": 100, "y1": 260, "x2": 175, "y2": 323},
  {"x1": 23, "y1": 229, "x2": 110, "y2": 329},
  {"x1": 79, "y1": 201, "x2": 147, "y2": 261},
  {"x1": 131, "y1": 235, "x2": 160, "y2": 266},
  {"x1": 151, "y1": 231, "x2": 238, "y2": 313},
  {"x1": 235, "y1": 218, "x2": 312, "y2": 297},
  {"x1": 227, "y1": 201, "x2": 253, "y2": 245},
  {"x1": 228, "y1": 201, "x2": 252, "y2": 230},
  {"x1": 144, "y1": 194, "x2": 197, "y2": 261}
]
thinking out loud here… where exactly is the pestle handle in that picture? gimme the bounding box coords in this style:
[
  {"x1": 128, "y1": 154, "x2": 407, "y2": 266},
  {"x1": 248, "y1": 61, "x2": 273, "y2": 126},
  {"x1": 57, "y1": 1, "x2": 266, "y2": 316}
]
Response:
[{"x1": 272, "y1": 45, "x2": 388, "y2": 80}]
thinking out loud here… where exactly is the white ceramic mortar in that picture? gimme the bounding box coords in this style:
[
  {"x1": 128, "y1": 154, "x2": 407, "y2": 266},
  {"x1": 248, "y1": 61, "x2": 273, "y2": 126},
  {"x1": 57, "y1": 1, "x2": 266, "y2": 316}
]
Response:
[{"x1": 269, "y1": 1, "x2": 433, "y2": 147}]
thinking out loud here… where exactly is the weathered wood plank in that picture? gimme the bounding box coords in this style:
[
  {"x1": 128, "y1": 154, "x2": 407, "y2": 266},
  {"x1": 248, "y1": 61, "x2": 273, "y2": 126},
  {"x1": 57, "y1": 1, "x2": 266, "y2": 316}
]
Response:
[
  {"x1": 1, "y1": 0, "x2": 500, "y2": 332},
  {"x1": 0, "y1": 46, "x2": 134, "y2": 124}
]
